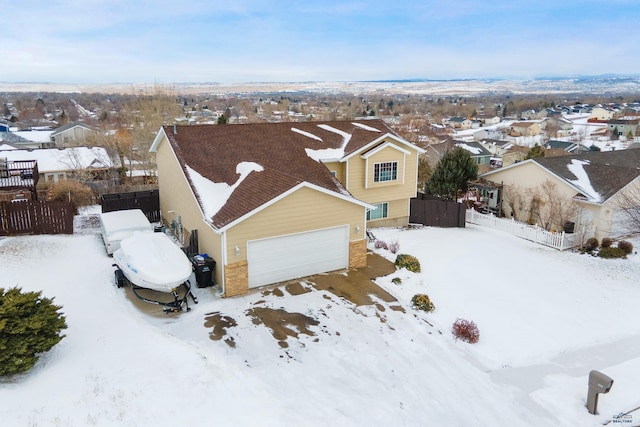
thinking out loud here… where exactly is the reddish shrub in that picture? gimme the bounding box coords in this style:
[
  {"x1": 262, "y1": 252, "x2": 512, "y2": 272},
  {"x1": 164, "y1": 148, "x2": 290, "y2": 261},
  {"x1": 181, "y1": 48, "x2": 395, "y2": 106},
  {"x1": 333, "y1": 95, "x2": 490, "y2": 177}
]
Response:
[
  {"x1": 452, "y1": 318, "x2": 480, "y2": 344},
  {"x1": 374, "y1": 240, "x2": 388, "y2": 250},
  {"x1": 388, "y1": 240, "x2": 400, "y2": 254}
]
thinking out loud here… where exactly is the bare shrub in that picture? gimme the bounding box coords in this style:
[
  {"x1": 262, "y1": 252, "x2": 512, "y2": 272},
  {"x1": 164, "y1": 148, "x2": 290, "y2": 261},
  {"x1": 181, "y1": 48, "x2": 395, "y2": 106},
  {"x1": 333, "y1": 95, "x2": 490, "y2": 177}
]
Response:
[
  {"x1": 47, "y1": 179, "x2": 96, "y2": 207},
  {"x1": 388, "y1": 240, "x2": 400, "y2": 254},
  {"x1": 374, "y1": 240, "x2": 388, "y2": 250},
  {"x1": 618, "y1": 240, "x2": 634, "y2": 255}
]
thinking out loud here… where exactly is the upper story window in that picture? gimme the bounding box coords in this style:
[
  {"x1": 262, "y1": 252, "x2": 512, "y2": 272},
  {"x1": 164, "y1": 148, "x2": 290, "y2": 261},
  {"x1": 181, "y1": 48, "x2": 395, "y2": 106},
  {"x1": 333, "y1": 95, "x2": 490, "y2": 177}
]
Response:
[{"x1": 374, "y1": 161, "x2": 398, "y2": 182}]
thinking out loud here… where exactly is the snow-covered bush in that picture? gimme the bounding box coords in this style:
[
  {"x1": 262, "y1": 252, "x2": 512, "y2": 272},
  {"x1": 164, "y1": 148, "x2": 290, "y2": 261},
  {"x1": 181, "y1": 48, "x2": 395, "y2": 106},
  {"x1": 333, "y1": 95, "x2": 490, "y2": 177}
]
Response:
[
  {"x1": 0, "y1": 287, "x2": 67, "y2": 376},
  {"x1": 452, "y1": 318, "x2": 479, "y2": 344},
  {"x1": 388, "y1": 240, "x2": 400, "y2": 254},
  {"x1": 411, "y1": 294, "x2": 435, "y2": 312},
  {"x1": 395, "y1": 254, "x2": 421, "y2": 273}
]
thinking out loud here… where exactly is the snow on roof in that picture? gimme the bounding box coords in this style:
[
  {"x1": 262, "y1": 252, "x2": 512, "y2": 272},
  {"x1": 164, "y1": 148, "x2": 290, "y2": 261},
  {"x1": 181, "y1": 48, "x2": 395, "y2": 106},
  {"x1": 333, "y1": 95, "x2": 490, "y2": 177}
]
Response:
[
  {"x1": 187, "y1": 161, "x2": 264, "y2": 219},
  {"x1": 566, "y1": 159, "x2": 602, "y2": 202},
  {"x1": 12, "y1": 130, "x2": 54, "y2": 143},
  {"x1": 0, "y1": 143, "x2": 17, "y2": 150},
  {"x1": 351, "y1": 122, "x2": 381, "y2": 132},
  {"x1": 0, "y1": 147, "x2": 113, "y2": 171},
  {"x1": 305, "y1": 124, "x2": 353, "y2": 162},
  {"x1": 291, "y1": 127, "x2": 323, "y2": 141},
  {"x1": 455, "y1": 142, "x2": 483, "y2": 155}
]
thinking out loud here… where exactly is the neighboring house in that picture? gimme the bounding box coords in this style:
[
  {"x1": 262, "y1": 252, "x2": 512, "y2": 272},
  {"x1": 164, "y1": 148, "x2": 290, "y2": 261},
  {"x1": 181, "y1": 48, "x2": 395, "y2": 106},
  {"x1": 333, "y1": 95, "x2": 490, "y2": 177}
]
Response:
[
  {"x1": 608, "y1": 118, "x2": 639, "y2": 138},
  {"x1": 425, "y1": 139, "x2": 492, "y2": 169},
  {"x1": 475, "y1": 114, "x2": 501, "y2": 126},
  {"x1": 50, "y1": 122, "x2": 96, "y2": 147},
  {"x1": 521, "y1": 110, "x2": 547, "y2": 120},
  {"x1": 509, "y1": 121, "x2": 542, "y2": 137},
  {"x1": 473, "y1": 128, "x2": 504, "y2": 141},
  {"x1": 477, "y1": 139, "x2": 514, "y2": 157},
  {"x1": 480, "y1": 149, "x2": 640, "y2": 241},
  {"x1": 7, "y1": 129, "x2": 54, "y2": 149},
  {"x1": 448, "y1": 117, "x2": 472, "y2": 130},
  {"x1": 545, "y1": 140, "x2": 592, "y2": 154},
  {"x1": 589, "y1": 107, "x2": 616, "y2": 121},
  {"x1": 0, "y1": 146, "x2": 116, "y2": 186},
  {"x1": 150, "y1": 120, "x2": 423, "y2": 297}
]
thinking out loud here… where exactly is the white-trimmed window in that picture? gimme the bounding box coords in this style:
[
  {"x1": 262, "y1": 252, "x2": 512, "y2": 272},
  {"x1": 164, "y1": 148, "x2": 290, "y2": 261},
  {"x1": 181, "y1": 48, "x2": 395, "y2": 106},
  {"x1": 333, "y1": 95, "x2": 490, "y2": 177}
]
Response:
[
  {"x1": 367, "y1": 202, "x2": 389, "y2": 220},
  {"x1": 373, "y1": 162, "x2": 398, "y2": 182}
]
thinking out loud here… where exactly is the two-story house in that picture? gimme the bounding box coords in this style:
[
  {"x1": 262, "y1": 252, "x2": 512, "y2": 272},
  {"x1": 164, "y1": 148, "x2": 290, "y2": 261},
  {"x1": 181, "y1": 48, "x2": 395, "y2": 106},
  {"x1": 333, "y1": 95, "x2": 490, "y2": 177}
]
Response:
[
  {"x1": 150, "y1": 120, "x2": 424, "y2": 296},
  {"x1": 509, "y1": 121, "x2": 542, "y2": 137}
]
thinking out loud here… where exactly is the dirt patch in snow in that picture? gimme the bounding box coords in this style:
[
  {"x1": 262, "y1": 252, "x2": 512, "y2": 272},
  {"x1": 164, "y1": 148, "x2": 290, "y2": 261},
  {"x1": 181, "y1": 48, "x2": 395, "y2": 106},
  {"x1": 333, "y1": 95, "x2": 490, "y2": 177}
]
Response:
[
  {"x1": 204, "y1": 312, "x2": 238, "y2": 348},
  {"x1": 203, "y1": 253, "x2": 401, "y2": 347},
  {"x1": 247, "y1": 307, "x2": 320, "y2": 348}
]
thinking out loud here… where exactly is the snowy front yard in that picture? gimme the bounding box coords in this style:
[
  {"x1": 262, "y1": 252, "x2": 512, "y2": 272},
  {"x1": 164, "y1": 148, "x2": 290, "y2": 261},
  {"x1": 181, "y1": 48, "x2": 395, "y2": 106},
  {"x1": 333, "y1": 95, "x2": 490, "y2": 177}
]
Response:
[{"x1": 1, "y1": 219, "x2": 639, "y2": 427}]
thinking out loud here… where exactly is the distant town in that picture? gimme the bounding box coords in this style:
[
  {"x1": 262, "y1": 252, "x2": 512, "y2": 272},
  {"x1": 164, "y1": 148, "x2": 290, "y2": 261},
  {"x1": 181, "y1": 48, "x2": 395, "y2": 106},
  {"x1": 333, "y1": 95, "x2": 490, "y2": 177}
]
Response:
[{"x1": 1, "y1": 77, "x2": 639, "y2": 192}]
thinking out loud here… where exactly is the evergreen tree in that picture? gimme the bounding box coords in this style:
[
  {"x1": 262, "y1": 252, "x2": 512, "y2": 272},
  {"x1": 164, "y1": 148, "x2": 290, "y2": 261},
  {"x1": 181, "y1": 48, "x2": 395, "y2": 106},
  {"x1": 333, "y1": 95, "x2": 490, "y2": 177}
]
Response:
[
  {"x1": 426, "y1": 147, "x2": 478, "y2": 200},
  {"x1": 525, "y1": 144, "x2": 546, "y2": 159},
  {"x1": 217, "y1": 114, "x2": 227, "y2": 125},
  {"x1": 0, "y1": 287, "x2": 67, "y2": 376}
]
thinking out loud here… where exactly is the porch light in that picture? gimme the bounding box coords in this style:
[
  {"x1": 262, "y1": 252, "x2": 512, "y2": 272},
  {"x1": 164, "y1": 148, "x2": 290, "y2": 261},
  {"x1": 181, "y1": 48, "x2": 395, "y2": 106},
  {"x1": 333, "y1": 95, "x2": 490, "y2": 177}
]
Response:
[
  {"x1": 234, "y1": 245, "x2": 240, "y2": 256},
  {"x1": 355, "y1": 225, "x2": 361, "y2": 234}
]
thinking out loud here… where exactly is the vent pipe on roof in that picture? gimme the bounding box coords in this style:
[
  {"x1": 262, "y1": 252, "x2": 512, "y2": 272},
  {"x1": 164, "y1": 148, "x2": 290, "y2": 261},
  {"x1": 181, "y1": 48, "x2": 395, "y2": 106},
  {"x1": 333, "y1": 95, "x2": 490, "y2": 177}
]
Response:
[{"x1": 173, "y1": 124, "x2": 177, "y2": 134}]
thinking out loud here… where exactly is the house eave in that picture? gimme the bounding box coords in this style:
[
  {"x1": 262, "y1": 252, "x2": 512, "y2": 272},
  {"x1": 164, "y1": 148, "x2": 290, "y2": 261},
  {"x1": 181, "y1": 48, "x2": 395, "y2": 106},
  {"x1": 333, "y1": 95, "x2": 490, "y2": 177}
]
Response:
[
  {"x1": 215, "y1": 181, "x2": 375, "y2": 233},
  {"x1": 341, "y1": 133, "x2": 425, "y2": 163}
]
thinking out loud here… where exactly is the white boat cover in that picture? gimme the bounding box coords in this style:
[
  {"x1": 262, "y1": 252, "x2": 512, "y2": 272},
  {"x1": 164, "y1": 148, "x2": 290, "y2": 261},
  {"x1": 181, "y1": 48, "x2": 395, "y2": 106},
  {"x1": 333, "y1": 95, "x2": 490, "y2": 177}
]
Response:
[
  {"x1": 113, "y1": 232, "x2": 192, "y2": 293},
  {"x1": 100, "y1": 209, "x2": 153, "y2": 255}
]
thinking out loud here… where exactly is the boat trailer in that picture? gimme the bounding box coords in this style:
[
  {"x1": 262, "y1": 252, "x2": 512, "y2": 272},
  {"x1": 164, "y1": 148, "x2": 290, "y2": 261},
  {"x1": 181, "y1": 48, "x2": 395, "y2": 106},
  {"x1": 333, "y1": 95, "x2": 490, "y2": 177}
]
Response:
[{"x1": 113, "y1": 265, "x2": 198, "y2": 313}]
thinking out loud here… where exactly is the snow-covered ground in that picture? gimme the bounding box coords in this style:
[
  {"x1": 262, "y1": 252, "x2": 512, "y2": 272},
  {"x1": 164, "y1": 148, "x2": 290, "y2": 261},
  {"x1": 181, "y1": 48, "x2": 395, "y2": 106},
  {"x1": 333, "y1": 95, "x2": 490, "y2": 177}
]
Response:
[{"x1": 1, "y1": 212, "x2": 639, "y2": 426}]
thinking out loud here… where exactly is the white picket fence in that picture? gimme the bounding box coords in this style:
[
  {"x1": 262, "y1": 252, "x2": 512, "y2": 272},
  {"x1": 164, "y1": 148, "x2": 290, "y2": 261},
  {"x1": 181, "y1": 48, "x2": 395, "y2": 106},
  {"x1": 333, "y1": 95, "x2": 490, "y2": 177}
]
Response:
[{"x1": 465, "y1": 209, "x2": 578, "y2": 251}]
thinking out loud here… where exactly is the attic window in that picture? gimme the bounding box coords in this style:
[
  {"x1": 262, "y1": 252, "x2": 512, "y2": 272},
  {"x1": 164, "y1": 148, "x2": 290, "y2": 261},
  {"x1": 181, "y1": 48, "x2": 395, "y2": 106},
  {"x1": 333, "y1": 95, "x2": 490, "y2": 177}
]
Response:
[{"x1": 374, "y1": 162, "x2": 398, "y2": 182}]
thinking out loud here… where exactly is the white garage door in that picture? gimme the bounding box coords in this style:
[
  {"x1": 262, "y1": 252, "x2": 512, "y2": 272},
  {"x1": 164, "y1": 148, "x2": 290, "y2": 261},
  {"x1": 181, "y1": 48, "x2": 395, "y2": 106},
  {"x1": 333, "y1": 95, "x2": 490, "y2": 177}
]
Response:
[{"x1": 247, "y1": 225, "x2": 349, "y2": 288}]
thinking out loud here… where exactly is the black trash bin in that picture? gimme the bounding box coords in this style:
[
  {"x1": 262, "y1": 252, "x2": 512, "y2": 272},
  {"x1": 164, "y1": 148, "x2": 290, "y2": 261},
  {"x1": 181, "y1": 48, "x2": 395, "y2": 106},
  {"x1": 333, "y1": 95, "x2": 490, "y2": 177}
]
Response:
[{"x1": 192, "y1": 255, "x2": 216, "y2": 288}]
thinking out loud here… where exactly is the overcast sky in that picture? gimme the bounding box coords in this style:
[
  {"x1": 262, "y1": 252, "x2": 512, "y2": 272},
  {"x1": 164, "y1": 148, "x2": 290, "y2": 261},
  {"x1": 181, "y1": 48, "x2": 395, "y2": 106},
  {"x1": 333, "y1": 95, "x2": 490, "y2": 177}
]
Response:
[{"x1": 2, "y1": 0, "x2": 639, "y2": 84}]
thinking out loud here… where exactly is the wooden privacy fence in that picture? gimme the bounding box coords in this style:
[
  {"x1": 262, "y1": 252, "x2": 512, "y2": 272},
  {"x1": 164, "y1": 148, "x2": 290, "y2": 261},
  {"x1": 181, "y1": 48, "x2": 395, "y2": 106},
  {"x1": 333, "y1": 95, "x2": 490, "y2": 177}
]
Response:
[
  {"x1": 409, "y1": 194, "x2": 466, "y2": 228},
  {"x1": 101, "y1": 190, "x2": 160, "y2": 223},
  {"x1": 465, "y1": 209, "x2": 578, "y2": 251},
  {"x1": 0, "y1": 200, "x2": 75, "y2": 236}
]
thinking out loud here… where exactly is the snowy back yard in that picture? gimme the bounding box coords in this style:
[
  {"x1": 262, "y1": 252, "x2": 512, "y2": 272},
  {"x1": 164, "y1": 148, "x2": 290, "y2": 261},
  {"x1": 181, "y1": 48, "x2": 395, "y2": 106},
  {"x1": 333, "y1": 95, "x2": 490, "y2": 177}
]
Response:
[{"x1": 1, "y1": 212, "x2": 639, "y2": 426}]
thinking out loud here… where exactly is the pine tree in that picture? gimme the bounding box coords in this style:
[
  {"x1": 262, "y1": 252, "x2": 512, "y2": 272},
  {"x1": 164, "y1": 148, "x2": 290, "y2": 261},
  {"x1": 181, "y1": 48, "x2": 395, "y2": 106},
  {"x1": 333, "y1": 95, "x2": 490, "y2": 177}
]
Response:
[
  {"x1": 0, "y1": 287, "x2": 67, "y2": 376},
  {"x1": 426, "y1": 147, "x2": 478, "y2": 200},
  {"x1": 525, "y1": 144, "x2": 546, "y2": 159}
]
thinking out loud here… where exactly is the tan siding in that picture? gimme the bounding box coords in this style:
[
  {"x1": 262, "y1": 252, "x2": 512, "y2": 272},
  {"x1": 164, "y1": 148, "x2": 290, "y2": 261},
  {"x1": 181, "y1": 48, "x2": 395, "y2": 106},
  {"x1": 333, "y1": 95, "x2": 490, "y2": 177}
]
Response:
[
  {"x1": 324, "y1": 160, "x2": 345, "y2": 183},
  {"x1": 155, "y1": 135, "x2": 224, "y2": 284},
  {"x1": 344, "y1": 140, "x2": 419, "y2": 227},
  {"x1": 226, "y1": 186, "x2": 366, "y2": 262},
  {"x1": 483, "y1": 161, "x2": 616, "y2": 239},
  {"x1": 367, "y1": 199, "x2": 409, "y2": 227}
]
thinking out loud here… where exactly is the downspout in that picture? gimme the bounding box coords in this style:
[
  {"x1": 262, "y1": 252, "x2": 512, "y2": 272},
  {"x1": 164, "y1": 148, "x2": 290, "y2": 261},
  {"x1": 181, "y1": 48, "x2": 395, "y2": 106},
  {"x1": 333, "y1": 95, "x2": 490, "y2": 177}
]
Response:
[{"x1": 220, "y1": 229, "x2": 227, "y2": 296}]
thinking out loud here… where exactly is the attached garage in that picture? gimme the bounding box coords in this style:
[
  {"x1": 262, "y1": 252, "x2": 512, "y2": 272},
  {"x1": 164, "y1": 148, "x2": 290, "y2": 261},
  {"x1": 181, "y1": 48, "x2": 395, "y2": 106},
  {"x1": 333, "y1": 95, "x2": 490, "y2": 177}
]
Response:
[{"x1": 247, "y1": 225, "x2": 349, "y2": 288}]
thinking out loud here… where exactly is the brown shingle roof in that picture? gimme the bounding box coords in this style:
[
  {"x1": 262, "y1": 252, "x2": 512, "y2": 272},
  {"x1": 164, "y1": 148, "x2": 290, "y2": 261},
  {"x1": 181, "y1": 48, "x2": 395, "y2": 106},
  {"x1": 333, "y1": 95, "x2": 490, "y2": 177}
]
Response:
[
  {"x1": 533, "y1": 148, "x2": 640, "y2": 202},
  {"x1": 162, "y1": 120, "x2": 397, "y2": 228}
]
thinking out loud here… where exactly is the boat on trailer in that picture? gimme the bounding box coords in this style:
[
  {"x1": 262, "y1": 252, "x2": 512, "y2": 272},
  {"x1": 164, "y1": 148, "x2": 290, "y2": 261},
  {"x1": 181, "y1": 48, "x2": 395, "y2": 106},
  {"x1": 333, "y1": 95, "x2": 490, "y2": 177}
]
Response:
[{"x1": 113, "y1": 231, "x2": 197, "y2": 312}]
